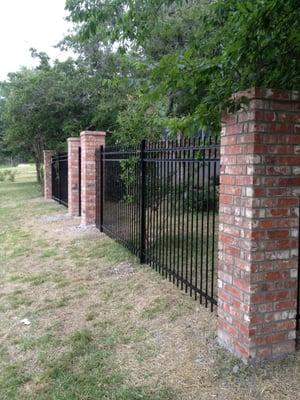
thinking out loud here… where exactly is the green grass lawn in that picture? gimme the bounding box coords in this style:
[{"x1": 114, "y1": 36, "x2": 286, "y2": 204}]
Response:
[{"x1": 0, "y1": 164, "x2": 300, "y2": 400}]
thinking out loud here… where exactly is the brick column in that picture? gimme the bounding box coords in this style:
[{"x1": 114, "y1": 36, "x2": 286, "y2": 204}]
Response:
[
  {"x1": 218, "y1": 88, "x2": 300, "y2": 362},
  {"x1": 80, "y1": 131, "x2": 106, "y2": 225},
  {"x1": 43, "y1": 150, "x2": 54, "y2": 200},
  {"x1": 67, "y1": 137, "x2": 81, "y2": 216}
]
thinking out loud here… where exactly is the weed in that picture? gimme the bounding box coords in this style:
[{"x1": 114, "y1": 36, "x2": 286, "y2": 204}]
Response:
[
  {"x1": 86, "y1": 312, "x2": 96, "y2": 321},
  {"x1": 0, "y1": 365, "x2": 31, "y2": 400},
  {"x1": 18, "y1": 334, "x2": 59, "y2": 352}
]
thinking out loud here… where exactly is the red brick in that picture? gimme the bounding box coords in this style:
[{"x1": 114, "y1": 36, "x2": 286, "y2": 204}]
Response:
[
  {"x1": 226, "y1": 124, "x2": 244, "y2": 135},
  {"x1": 225, "y1": 165, "x2": 245, "y2": 175},
  {"x1": 236, "y1": 176, "x2": 254, "y2": 185},
  {"x1": 270, "y1": 101, "x2": 294, "y2": 111},
  {"x1": 68, "y1": 137, "x2": 81, "y2": 216},
  {"x1": 222, "y1": 135, "x2": 237, "y2": 145},
  {"x1": 256, "y1": 347, "x2": 272, "y2": 358},
  {"x1": 80, "y1": 131, "x2": 106, "y2": 225},
  {"x1": 220, "y1": 194, "x2": 233, "y2": 205},
  {"x1": 282, "y1": 134, "x2": 300, "y2": 144},
  {"x1": 272, "y1": 340, "x2": 295, "y2": 356},
  {"x1": 43, "y1": 151, "x2": 54, "y2": 200},
  {"x1": 221, "y1": 113, "x2": 237, "y2": 125},
  {"x1": 236, "y1": 344, "x2": 252, "y2": 360},
  {"x1": 224, "y1": 246, "x2": 241, "y2": 258},
  {"x1": 278, "y1": 198, "x2": 298, "y2": 207},
  {"x1": 232, "y1": 278, "x2": 250, "y2": 292},
  {"x1": 218, "y1": 87, "x2": 298, "y2": 362},
  {"x1": 265, "y1": 291, "x2": 290, "y2": 302},
  {"x1": 265, "y1": 271, "x2": 289, "y2": 281},
  {"x1": 277, "y1": 156, "x2": 300, "y2": 166},
  {"x1": 269, "y1": 208, "x2": 290, "y2": 217},
  {"x1": 221, "y1": 155, "x2": 237, "y2": 165},
  {"x1": 264, "y1": 112, "x2": 277, "y2": 122},
  {"x1": 254, "y1": 332, "x2": 287, "y2": 346},
  {"x1": 266, "y1": 166, "x2": 290, "y2": 175},
  {"x1": 224, "y1": 284, "x2": 244, "y2": 300},
  {"x1": 275, "y1": 300, "x2": 297, "y2": 311},
  {"x1": 221, "y1": 186, "x2": 242, "y2": 196},
  {"x1": 224, "y1": 145, "x2": 243, "y2": 155},
  {"x1": 278, "y1": 177, "x2": 300, "y2": 186},
  {"x1": 267, "y1": 230, "x2": 289, "y2": 239},
  {"x1": 276, "y1": 239, "x2": 297, "y2": 249},
  {"x1": 278, "y1": 113, "x2": 300, "y2": 123},
  {"x1": 220, "y1": 175, "x2": 236, "y2": 185}
]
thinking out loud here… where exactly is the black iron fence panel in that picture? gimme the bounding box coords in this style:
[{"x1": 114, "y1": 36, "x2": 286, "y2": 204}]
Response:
[
  {"x1": 297, "y1": 203, "x2": 300, "y2": 337},
  {"x1": 51, "y1": 153, "x2": 68, "y2": 207},
  {"x1": 96, "y1": 145, "x2": 142, "y2": 256},
  {"x1": 96, "y1": 138, "x2": 220, "y2": 309},
  {"x1": 78, "y1": 147, "x2": 82, "y2": 216}
]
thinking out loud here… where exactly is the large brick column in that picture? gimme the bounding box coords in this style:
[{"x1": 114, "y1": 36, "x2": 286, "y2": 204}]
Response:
[
  {"x1": 218, "y1": 88, "x2": 300, "y2": 361},
  {"x1": 80, "y1": 131, "x2": 106, "y2": 225},
  {"x1": 68, "y1": 137, "x2": 81, "y2": 216},
  {"x1": 43, "y1": 150, "x2": 54, "y2": 200}
]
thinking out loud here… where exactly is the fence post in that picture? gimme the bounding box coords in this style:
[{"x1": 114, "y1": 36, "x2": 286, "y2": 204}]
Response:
[
  {"x1": 218, "y1": 87, "x2": 300, "y2": 362},
  {"x1": 95, "y1": 145, "x2": 104, "y2": 231},
  {"x1": 67, "y1": 137, "x2": 81, "y2": 216},
  {"x1": 78, "y1": 147, "x2": 81, "y2": 217},
  {"x1": 297, "y1": 207, "x2": 300, "y2": 340},
  {"x1": 140, "y1": 139, "x2": 146, "y2": 264},
  {"x1": 43, "y1": 150, "x2": 54, "y2": 199},
  {"x1": 99, "y1": 145, "x2": 104, "y2": 232},
  {"x1": 80, "y1": 131, "x2": 106, "y2": 226}
]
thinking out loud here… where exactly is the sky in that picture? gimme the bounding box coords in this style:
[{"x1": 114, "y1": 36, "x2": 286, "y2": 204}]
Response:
[{"x1": 0, "y1": 0, "x2": 74, "y2": 80}]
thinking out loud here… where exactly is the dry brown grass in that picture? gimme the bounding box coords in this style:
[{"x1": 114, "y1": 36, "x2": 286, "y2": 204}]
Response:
[{"x1": 0, "y1": 164, "x2": 300, "y2": 399}]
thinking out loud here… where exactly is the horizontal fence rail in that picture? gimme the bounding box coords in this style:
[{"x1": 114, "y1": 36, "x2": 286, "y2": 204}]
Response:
[
  {"x1": 51, "y1": 152, "x2": 68, "y2": 207},
  {"x1": 96, "y1": 137, "x2": 220, "y2": 310}
]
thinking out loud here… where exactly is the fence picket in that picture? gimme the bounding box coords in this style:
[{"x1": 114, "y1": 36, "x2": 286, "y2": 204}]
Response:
[
  {"x1": 96, "y1": 138, "x2": 220, "y2": 309},
  {"x1": 51, "y1": 152, "x2": 68, "y2": 207}
]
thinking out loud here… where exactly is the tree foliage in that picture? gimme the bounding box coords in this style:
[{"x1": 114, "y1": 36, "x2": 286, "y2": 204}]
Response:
[
  {"x1": 65, "y1": 0, "x2": 300, "y2": 134},
  {"x1": 0, "y1": 49, "x2": 134, "y2": 181},
  {"x1": 1, "y1": 0, "x2": 299, "y2": 173},
  {"x1": 1, "y1": 53, "x2": 101, "y2": 182}
]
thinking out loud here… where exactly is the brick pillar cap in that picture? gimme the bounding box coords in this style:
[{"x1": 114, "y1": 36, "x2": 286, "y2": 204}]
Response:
[
  {"x1": 67, "y1": 137, "x2": 81, "y2": 142},
  {"x1": 80, "y1": 130, "x2": 106, "y2": 137},
  {"x1": 232, "y1": 87, "x2": 300, "y2": 102}
]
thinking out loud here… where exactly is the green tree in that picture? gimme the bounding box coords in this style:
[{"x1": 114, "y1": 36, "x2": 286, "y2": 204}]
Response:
[
  {"x1": 65, "y1": 0, "x2": 300, "y2": 135},
  {"x1": 1, "y1": 53, "x2": 99, "y2": 183}
]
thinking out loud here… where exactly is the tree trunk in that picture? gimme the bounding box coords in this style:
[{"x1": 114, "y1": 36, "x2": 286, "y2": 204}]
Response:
[
  {"x1": 35, "y1": 158, "x2": 43, "y2": 185},
  {"x1": 32, "y1": 135, "x2": 45, "y2": 187}
]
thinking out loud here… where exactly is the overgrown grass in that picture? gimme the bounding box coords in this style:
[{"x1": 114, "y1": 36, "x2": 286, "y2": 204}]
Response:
[
  {"x1": 0, "y1": 164, "x2": 175, "y2": 399},
  {"x1": 1, "y1": 163, "x2": 300, "y2": 400},
  {"x1": 34, "y1": 328, "x2": 174, "y2": 400}
]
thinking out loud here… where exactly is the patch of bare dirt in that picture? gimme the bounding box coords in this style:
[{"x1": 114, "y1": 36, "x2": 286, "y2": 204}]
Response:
[{"x1": 102, "y1": 262, "x2": 136, "y2": 279}]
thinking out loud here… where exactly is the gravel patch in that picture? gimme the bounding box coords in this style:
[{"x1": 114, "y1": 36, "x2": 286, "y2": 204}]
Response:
[{"x1": 40, "y1": 213, "x2": 73, "y2": 223}]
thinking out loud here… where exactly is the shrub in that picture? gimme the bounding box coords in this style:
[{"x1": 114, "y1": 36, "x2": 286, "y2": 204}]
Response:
[
  {"x1": 187, "y1": 187, "x2": 219, "y2": 213},
  {"x1": 0, "y1": 169, "x2": 17, "y2": 182},
  {"x1": 8, "y1": 170, "x2": 16, "y2": 182}
]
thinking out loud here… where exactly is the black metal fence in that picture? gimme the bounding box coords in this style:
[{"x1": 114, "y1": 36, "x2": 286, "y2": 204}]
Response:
[
  {"x1": 51, "y1": 153, "x2": 68, "y2": 207},
  {"x1": 297, "y1": 206, "x2": 300, "y2": 338},
  {"x1": 96, "y1": 138, "x2": 220, "y2": 309},
  {"x1": 78, "y1": 147, "x2": 82, "y2": 216}
]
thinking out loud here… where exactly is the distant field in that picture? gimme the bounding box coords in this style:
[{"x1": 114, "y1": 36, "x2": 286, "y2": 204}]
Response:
[{"x1": 0, "y1": 163, "x2": 36, "y2": 182}]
